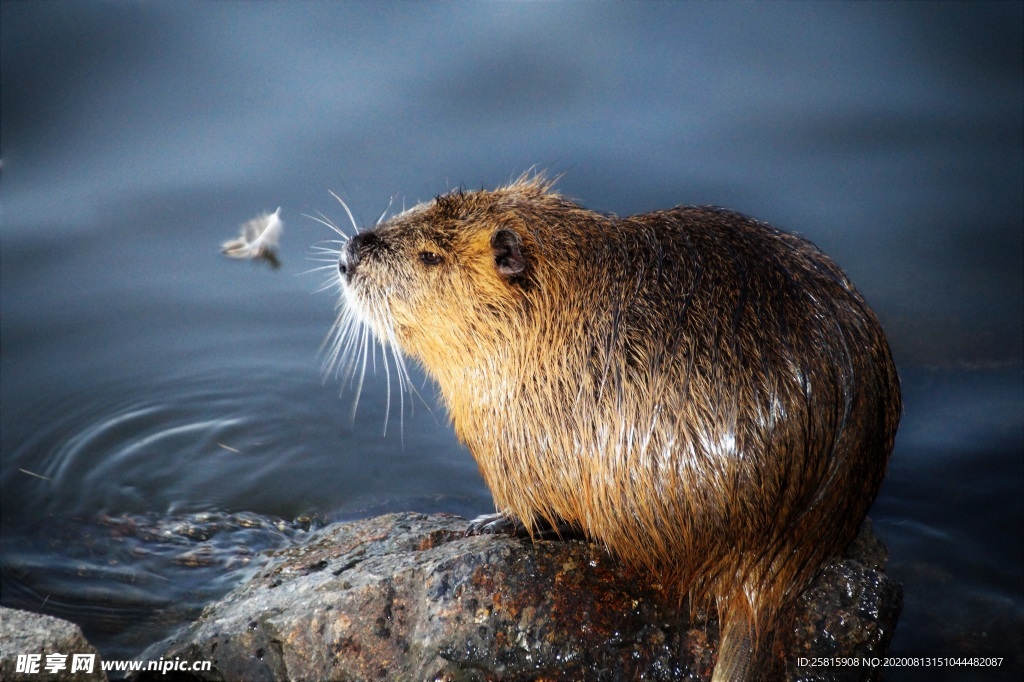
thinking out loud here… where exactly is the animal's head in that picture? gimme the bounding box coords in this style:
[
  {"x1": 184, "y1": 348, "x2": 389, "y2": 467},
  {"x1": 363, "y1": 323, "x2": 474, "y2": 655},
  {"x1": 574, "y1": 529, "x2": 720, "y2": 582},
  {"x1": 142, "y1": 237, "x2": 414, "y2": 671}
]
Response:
[{"x1": 333, "y1": 177, "x2": 577, "y2": 366}]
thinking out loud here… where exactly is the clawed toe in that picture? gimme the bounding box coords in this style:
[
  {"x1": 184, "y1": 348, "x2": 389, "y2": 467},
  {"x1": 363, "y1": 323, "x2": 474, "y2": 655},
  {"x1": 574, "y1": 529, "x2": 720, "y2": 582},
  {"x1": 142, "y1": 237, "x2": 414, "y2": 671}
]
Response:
[
  {"x1": 466, "y1": 513, "x2": 582, "y2": 540},
  {"x1": 466, "y1": 512, "x2": 524, "y2": 537}
]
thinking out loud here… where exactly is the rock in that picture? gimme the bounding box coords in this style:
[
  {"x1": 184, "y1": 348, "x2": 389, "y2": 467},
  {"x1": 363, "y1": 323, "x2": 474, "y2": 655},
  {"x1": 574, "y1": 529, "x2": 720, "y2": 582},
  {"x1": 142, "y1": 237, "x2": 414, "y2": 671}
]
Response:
[
  {"x1": 138, "y1": 512, "x2": 901, "y2": 681},
  {"x1": 0, "y1": 607, "x2": 107, "y2": 681}
]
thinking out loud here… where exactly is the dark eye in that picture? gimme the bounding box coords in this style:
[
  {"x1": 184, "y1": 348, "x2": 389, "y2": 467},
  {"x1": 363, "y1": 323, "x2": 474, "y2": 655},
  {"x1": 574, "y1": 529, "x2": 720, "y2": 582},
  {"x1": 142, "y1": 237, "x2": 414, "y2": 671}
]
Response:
[{"x1": 419, "y1": 251, "x2": 442, "y2": 266}]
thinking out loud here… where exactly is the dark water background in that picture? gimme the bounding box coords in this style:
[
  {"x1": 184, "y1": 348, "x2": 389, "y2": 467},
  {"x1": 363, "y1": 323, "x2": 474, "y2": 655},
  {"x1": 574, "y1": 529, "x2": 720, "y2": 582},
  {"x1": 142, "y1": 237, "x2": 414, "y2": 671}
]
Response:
[{"x1": 2, "y1": 2, "x2": 1021, "y2": 679}]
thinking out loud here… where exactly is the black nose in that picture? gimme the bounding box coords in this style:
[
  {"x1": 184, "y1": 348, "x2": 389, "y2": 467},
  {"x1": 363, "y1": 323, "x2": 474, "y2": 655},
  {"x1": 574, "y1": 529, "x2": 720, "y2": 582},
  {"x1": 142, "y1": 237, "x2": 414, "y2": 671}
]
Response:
[
  {"x1": 340, "y1": 232, "x2": 381, "y2": 279},
  {"x1": 338, "y1": 245, "x2": 354, "y2": 277}
]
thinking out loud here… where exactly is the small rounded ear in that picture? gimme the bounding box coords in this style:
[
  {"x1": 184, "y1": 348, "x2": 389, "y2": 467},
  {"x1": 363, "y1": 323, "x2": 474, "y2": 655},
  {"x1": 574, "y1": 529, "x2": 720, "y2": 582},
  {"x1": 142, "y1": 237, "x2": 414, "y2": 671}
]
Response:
[{"x1": 491, "y1": 228, "x2": 527, "y2": 277}]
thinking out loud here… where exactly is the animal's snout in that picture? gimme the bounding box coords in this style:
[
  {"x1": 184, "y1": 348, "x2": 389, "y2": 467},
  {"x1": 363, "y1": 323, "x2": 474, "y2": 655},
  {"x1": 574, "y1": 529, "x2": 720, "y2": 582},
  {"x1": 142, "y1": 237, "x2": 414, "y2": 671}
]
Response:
[
  {"x1": 340, "y1": 232, "x2": 382, "y2": 279},
  {"x1": 338, "y1": 246, "x2": 353, "y2": 278}
]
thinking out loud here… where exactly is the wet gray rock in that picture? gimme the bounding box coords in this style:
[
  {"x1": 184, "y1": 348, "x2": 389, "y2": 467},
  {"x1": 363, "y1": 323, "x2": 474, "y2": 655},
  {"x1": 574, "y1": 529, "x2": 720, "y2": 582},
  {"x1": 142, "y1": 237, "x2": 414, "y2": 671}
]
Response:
[
  {"x1": 138, "y1": 512, "x2": 901, "y2": 682},
  {"x1": 0, "y1": 607, "x2": 107, "y2": 682}
]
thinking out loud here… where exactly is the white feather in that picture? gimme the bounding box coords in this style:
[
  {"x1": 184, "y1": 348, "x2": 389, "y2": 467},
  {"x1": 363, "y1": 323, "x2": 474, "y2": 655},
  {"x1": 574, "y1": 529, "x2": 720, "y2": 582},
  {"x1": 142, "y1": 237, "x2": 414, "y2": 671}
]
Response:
[{"x1": 222, "y1": 207, "x2": 283, "y2": 260}]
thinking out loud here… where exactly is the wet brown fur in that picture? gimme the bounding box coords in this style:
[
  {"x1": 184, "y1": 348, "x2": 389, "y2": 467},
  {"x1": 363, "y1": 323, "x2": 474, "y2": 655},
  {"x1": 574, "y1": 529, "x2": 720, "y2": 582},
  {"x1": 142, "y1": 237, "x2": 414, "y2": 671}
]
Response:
[{"x1": 335, "y1": 175, "x2": 901, "y2": 680}]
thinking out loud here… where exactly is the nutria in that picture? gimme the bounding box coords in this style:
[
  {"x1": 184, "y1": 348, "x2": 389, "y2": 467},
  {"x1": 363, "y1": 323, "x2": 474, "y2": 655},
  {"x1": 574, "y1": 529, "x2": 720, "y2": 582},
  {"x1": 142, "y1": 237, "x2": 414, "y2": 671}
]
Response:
[{"x1": 326, "y1": 175, "x2": 901, "y2": 681}]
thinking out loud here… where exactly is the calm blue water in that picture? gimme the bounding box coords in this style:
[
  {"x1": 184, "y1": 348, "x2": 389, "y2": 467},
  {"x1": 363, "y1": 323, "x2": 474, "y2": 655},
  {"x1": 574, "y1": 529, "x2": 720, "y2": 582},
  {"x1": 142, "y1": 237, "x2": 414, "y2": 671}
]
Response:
[{"x1": 2, "y1": 2, "x2": 1021, "y2": 678}]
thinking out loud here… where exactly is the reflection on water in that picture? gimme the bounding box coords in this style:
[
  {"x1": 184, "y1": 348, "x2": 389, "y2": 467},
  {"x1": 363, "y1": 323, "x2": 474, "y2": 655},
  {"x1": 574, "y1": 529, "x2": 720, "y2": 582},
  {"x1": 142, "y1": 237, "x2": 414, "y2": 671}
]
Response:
[{"x1": 2, "y1": 0, "x2": 1021, "y2": 677}]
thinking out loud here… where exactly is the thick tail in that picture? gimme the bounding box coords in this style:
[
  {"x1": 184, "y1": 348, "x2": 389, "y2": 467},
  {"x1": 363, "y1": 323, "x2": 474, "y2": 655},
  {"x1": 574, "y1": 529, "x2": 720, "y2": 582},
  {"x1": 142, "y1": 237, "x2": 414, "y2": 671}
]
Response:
[{"x1": 712, "y1": 615, "x2": 758, "y2": 682}]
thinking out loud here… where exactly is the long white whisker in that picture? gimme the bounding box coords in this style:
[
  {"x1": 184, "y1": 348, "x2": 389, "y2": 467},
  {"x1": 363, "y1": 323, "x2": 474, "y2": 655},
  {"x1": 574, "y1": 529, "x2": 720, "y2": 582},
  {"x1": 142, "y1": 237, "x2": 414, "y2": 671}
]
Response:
[
  {"x1": 329, "y1": 191, "x2": 360, "y2": 235},
  {"x1": 344, "y1": 323, "x2": 370, "y2": 424},
  {"x1": 376, "y1": 196, "x2": 395, "y2": 226},
  {"x1": 324, "y1": 308, "x2": 358, "y2": 375},
  {"x1": 350, "y1": 321, "x2": 371, "y2": 385},
  {"x1": 302, "y1": 211, "x2": 348, "y2": 239},
  {"x1": 381, "y1": 338, "x2": 392, "y2": 436},
  {"x1": 387, "y1": 328, "x2": 412, "y2": 444},
  {"x1": 337, "y1": 317, "x2": 366, "y2": 386},
  {"x1": 311, "y1": 278, "x2": 342, "y2": 294},
  {"x1": 310, "y1": 193, "x2": 419, "y2": 443},
  {"x1": 298, "y1": 264, "x2": 340, "y2": 277},
  {"x1": 320, "y1": 312, "x2": 347, "y2": 379}
]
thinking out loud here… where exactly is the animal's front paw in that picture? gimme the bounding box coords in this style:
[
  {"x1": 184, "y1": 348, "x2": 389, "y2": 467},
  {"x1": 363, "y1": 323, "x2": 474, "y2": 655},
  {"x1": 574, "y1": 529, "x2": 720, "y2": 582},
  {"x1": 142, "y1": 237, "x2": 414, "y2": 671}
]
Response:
[{"x1": 465, "y1": 512, "x2": 526, "y2": 537}]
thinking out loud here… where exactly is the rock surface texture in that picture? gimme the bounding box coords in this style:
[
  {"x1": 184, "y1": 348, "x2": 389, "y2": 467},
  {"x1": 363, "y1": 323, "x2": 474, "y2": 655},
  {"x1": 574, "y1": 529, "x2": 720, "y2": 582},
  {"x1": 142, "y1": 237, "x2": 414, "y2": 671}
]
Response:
[
  {"x1": 0, "y1": 607, "x2": 108, "y2": 682},
  {"x1": 139, "y1": 512, "x2": 901, "y2": 681}
]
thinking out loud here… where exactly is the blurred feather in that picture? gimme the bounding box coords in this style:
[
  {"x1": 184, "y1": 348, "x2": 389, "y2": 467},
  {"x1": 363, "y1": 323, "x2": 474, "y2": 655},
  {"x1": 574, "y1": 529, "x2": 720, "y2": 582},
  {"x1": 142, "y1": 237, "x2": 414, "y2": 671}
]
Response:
[{"x1": 222, "y1": 207, "x2": 283, "y2": 267}]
